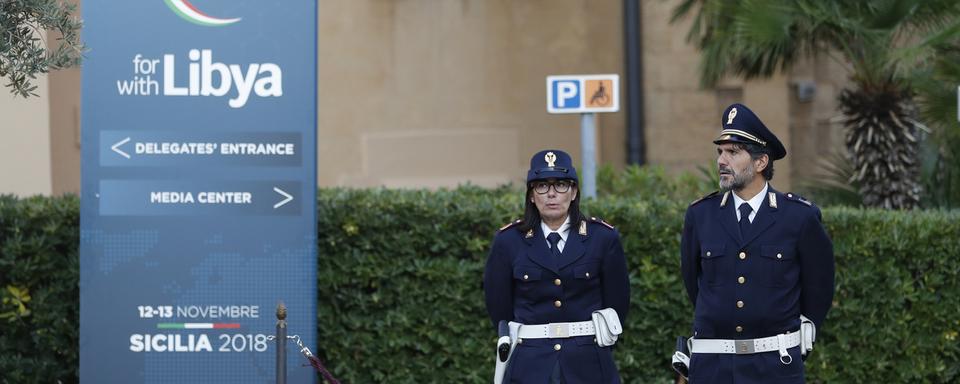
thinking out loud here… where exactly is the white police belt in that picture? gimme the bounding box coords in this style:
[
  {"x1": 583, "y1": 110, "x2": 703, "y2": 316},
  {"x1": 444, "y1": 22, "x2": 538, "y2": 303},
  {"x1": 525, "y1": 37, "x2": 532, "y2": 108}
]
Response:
[
  {"x1": 515, "y1": 308, "x2": 622, "y2": 347},
  {"x1": 690, "y1": 331, "x2": 800, "y2": 365},
  {"x1": 518, "y1": 321, "x2": 595, "y2": 339}
]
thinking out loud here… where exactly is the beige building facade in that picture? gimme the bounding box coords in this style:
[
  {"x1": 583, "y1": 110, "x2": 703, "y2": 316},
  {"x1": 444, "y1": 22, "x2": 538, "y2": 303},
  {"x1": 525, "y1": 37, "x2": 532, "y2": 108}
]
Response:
[{"x1": 2, "y1": 0, "x2": 848, "y2": 197}]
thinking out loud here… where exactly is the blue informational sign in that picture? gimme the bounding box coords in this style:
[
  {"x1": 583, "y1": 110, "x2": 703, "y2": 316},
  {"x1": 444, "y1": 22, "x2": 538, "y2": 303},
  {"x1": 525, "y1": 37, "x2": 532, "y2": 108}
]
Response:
[{"x1": 79, "y1": 1, "x2": 316, "y2": 383}]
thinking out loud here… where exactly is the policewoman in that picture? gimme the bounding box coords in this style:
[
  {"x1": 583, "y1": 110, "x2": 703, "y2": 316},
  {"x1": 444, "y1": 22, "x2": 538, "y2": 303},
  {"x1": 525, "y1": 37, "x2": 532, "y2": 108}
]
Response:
[
  {"x1": 484, "y1": 149, "x2": 630, "y2": 384},
  {"x1": 680, "y1": 104, "x2": 835, "y2": 383}
]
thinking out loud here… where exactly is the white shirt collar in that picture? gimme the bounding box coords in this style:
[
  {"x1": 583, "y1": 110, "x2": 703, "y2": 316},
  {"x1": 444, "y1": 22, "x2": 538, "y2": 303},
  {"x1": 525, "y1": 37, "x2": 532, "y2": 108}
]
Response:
[
  {"x1": 541, "y1": 216, "x2": 571, "y2": 249},
  {"x1": 732, "y1": 183, "x2": 768, "y2": 222}
]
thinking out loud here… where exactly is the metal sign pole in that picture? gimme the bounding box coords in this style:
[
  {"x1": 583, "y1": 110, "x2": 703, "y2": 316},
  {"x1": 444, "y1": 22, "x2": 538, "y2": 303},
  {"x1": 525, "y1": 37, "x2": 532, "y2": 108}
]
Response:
[
  {"x1": 581, "y1": 112, "x2": 597, "y2": 199},
  {"x1": 547, "y1": 74, "x2": 617, "y2": 198},
  {"x1": 277, "y1": 302, "x2": 287, "y2": 384}
]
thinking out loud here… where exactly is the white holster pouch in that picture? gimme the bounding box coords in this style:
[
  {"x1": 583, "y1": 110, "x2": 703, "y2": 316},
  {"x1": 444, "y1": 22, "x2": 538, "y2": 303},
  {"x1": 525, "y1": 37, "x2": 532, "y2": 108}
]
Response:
[
  {"x1": 591, "y1": 308, "x2": 623, "y2": 347},
  {"x1": 493, "y1": 322, "x2": 521, "y2": 384},
  {"x1": 799, "y1": 314, "x2": 816, "y2": 357}
]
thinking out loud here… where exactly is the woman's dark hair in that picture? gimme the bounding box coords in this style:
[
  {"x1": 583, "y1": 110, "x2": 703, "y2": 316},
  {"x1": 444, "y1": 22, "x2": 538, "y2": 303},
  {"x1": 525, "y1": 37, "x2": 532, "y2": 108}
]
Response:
[
  {"x1": 516, "y1": 181, "x2": 583, "y2": 233},
  {"x1": 735, "y1": 142, "x2": 775, "y2": 181}
]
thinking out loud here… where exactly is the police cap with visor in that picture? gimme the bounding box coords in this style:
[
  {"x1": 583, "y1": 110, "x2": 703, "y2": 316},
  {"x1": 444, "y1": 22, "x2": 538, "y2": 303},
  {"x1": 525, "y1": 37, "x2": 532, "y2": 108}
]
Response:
[
  {"x1": 527, "y1": 149, "x2": 578, "y2": 183},
  {"x1": 714, "y1": 103, "x2": 787, "y2": 160}
]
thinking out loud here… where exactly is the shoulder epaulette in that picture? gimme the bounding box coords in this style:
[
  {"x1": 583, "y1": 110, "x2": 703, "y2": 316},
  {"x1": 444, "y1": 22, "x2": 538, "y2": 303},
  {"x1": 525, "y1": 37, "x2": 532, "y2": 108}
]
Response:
[
  {"x1": 784, "y1": 192, "x2": 813, "y2": 207},
  {"x1": 589, "y1": 217, "x2": 615, "y2": 230},
  {"x1": 498, "y1": 219, "x2": 522, "y2": 232},
  {"x1": 690, "y1": 191, "x2": 720, "y2": 207}
]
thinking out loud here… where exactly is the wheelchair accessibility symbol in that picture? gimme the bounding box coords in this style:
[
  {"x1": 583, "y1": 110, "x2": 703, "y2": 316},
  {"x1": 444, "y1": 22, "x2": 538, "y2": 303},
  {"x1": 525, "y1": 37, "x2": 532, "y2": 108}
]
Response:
[{"x1": 586, "y1": 79, "x2": 612, "y2": 107}]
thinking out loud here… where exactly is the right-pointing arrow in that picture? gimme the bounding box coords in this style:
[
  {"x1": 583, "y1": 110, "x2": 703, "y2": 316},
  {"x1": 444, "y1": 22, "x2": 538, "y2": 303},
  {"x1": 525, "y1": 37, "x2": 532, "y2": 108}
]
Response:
[
  {"x1": 112, "y1": 137, "x2": 131, "y2": 159},
  {"x1": 273, "y1": 187, "x2": 293, "y2": 209}
]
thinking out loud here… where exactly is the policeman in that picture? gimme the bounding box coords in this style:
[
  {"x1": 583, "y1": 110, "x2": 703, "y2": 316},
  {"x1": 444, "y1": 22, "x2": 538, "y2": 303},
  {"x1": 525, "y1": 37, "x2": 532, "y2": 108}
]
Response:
[
  {"x1": 484, "y1": 149, "x2": 630, "y2": 384},
  {"x1": 680, "y1": 104, "x2": 835, "y2": 383}
]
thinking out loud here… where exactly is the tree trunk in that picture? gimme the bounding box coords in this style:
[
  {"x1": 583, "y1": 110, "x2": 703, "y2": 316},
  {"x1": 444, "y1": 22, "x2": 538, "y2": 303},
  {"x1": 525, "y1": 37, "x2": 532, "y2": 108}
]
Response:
[{"x1": 840, "y1": 85, "x2": 922, "y2": 209}]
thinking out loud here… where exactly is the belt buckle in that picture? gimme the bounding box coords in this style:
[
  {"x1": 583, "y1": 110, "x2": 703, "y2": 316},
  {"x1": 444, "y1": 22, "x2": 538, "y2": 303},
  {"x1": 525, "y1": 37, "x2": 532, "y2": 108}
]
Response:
[
  {"x1": 548, "y1": 323, "x2": 569, "y2": 338},
  {"x1": 735, "y1": 340, "x2": 755, "y2": 354}
]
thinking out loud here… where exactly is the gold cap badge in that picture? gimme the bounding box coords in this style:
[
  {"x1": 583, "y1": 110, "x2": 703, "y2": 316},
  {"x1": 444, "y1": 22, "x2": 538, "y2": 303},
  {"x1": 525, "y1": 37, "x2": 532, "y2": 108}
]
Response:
[
  {"x1": 726, "y1": 107, "x2": 738, "y2": 125},
  {"x1": 545, "y1": 152, "x2": 557, "y2": 167}
]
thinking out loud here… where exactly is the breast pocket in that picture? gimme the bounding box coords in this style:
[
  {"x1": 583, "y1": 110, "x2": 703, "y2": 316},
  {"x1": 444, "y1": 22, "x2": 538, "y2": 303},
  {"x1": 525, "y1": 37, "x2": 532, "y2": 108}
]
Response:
[
  {"x1": 700, "y1": 244, "x2": 727, "y2": 286},
  {"x1": 512, "y1": 265, "x2": 543, "y2": 299},
  {"x1": 760, "y1": 245, "x2": 797, "y2": 287},
  {"x1": 513, "y1": 266, "x2": 542, "y2": 283},
  {"x1": 573, "y1": 262, "x2": 600, "y2": 280}
]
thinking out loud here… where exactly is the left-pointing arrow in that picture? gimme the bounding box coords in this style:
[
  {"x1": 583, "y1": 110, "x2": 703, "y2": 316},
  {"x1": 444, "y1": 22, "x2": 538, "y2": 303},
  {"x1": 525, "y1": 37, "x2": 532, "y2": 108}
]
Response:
[
  {"x1": 273, "y1": 187, "x2": 293, "y2": 209},
  {"x1": 112, "y1": 137, "x2": 131, "y2": 159}
]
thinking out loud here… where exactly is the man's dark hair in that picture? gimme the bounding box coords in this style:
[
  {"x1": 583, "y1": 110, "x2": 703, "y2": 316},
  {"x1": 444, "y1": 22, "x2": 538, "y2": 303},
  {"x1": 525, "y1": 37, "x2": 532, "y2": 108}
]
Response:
[
  {"x1": 734, "y1": 142, "x2": 775, "y2": 180},
  {"x1": 517, "y1": 182, "x2": 583, "y2": 233}
]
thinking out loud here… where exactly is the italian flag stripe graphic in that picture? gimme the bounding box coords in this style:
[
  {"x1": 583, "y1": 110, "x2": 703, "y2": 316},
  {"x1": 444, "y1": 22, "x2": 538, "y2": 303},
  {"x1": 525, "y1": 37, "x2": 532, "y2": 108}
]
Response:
[{"x1": 157, "y1": 323, "x2": 241, "y2": 329}]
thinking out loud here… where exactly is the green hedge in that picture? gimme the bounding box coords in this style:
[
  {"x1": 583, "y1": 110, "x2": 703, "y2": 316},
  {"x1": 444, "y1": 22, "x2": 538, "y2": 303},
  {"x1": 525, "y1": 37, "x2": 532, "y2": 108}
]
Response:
[
  {"x1": 1, "y1": 189, "x2": 959, "y2": 383},
  {"x1": 0, "y1": 195, "x2": 79, "y2": 383}
]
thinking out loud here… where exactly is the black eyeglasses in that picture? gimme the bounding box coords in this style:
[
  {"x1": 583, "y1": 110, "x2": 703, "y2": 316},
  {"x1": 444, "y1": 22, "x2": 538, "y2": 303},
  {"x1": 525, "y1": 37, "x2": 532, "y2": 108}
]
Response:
[{"x1": 531, "y1": 180, "x2": 575, "y2": 194}]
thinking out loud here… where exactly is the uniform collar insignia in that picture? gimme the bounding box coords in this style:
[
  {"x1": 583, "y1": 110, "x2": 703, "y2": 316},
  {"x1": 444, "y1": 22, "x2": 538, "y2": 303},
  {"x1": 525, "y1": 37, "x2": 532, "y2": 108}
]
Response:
[
  {"x1": 525, "y1": 229, "x2": 534, "y2": 239},
  {"x1": 579, "y1": 220, "x2": 587, "y2": 236},
  {"x1": 768, "y1": 191, "x2": 778, "y2": 209},
  {"x1": 720, "y1": 191, "x2": 730, "y2": 207}
]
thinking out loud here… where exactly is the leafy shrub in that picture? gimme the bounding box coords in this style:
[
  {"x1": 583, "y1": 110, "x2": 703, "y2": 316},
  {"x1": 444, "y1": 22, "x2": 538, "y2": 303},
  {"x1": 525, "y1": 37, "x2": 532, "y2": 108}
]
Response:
[
  {"x1": 0, "y1": 195, "x2": 79, "y2": 383},
  {"x1": 1, "y1": 190, "x2": 958, "y2": 383}
]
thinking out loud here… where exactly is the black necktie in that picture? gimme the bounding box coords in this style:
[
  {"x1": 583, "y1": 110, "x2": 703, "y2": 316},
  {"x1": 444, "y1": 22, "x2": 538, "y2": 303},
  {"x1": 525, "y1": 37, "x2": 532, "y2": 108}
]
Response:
[
  {"x1": 547, "y1": 232, "x2": 562, "y2": 257},
  {"x1": 738, "y1": 203, "x2": 753, "y2": 238}
]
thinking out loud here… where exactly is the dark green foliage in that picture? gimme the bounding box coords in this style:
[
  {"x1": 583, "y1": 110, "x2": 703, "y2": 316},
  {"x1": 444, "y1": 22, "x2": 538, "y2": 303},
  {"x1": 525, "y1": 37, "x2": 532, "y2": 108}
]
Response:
[
  {"x1": 314, "y1": 188, "x2": 515, "y2": 383},
  {"x1": 0, "y1": 195, "x2": 79, "y2": 383},
  {"x1": 814, "y1": 207, "x2": 960, "y2": 382},
  {"x1": 0, "y1": 0, "x2": 84, "y2": 97},
  {"x1": 913, "y1": 42, "x2": 960, "y2": 209},
  {"x1": 596, "y1": 164, "x2": 714, "y2": 202},
  {"x1": 1, "y1": 190, "x2": 959, "y2": 383},
  {"x1": 795, "y1": 152, "x2": 863, "y2": 208}
]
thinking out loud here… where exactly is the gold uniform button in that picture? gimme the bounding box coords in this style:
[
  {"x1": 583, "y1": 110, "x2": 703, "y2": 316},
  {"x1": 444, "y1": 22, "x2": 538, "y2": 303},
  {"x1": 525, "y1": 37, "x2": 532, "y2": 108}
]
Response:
[
  {"x1": 585, "y1": 272, "x2": 591, "y2": 278},
  {"x1": 739, "y1": 252, "x2": 746, "y2": 260},
  {"x1": 523, "y1": 274, "x2": 529, "y2": 280},
  {"x1": 554, "y1": 279, "x2": 562, "y2": 286},
  {"x1": 777, "y1": 253, "x2": 783, "y2": 259},
  {"x1": 554, "y1": 300, "x2": 562, "y2": 308},
  {"x1": 736, "y1": 326, "x2": 743, "y2": 333},
  {"x1": 554, "y1": 344, "x2": 562, "y2": 351},
  {"x1": 518, "y1": 338, "x2": 523, "y2": 344},
  {"x1": 706, "y1": 251, "x2": 712, "y2": 257},
  {"x1": 738, "y1": 276, "x2": 746, "y2": 284},
  {"x1": 736, "y1": 300, "x2": 744, "y2": 308}
]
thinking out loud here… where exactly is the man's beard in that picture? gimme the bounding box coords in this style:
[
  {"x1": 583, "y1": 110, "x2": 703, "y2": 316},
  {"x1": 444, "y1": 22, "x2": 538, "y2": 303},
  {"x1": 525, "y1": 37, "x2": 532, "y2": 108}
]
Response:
[{"x1": 719, "y1": 163, "x2": 755, "y2": 193}]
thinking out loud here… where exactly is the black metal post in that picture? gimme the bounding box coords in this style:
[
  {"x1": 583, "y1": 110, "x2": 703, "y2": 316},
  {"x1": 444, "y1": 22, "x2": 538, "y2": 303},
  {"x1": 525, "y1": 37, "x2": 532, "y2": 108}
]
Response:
[
  {"x1": 624, "y1": 0, "x2": 646, "y2": 165},
  {"x1": 277, "y1": 301, "x2": 287, "y2": 384}
]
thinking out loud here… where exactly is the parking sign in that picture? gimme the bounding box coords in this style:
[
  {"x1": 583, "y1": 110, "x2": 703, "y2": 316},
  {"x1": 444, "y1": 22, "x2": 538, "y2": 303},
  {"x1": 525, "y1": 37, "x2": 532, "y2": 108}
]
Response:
[{"x1": 546, "y1": 74, "x2": 619, "y2": 114}]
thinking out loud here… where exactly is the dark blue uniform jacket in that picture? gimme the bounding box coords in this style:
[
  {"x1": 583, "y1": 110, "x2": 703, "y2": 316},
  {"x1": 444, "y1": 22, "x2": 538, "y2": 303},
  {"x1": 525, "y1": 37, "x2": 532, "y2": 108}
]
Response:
[
  {"x1": 484, "y1": 218, "x2": 630, "y2": 384},
  {"x1": 681, "y1": 188, "x2": 835, "y2": 384}
]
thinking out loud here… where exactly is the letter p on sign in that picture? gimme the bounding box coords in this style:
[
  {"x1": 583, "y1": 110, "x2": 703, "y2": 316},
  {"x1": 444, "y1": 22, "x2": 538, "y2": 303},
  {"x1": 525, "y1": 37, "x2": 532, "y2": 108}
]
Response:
[{"x1": 554, "y1": 81, "x2": 580, "y2": 108}]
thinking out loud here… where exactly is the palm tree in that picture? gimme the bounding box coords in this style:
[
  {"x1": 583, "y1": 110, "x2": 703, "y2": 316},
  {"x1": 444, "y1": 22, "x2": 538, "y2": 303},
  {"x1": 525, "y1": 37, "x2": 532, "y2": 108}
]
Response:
[
  {"x1": 912, "y1": 42, "x2": 960, "y2": 208},
  {"x1": 672, "y1": 0, "x2": 960, "y2": 209}
]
